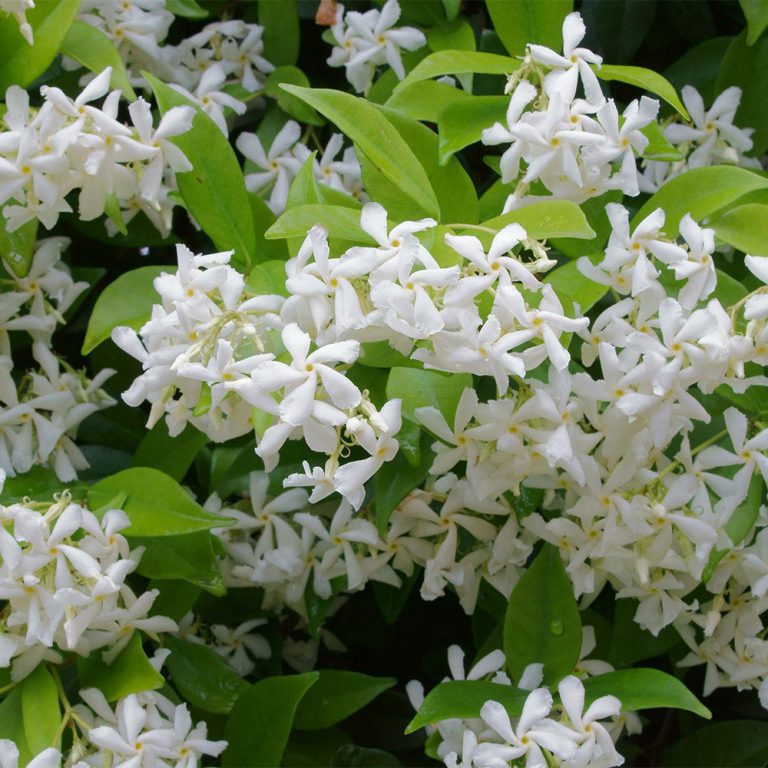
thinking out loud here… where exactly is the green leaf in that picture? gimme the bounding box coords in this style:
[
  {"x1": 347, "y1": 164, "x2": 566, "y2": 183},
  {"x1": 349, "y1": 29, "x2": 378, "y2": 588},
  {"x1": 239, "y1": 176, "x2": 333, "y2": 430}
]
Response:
[
  {"x1": 281, "y1": 85, "x2": 440, "y2": 219},
  {"x1": 504, "y1": 544, "x2": 582, "y2": 686},
  {"x1": 580, "y1": 0, "x2": 657, "y2": 64},
  {"x1": 331, "y1": 746, "x2": 403, "y2": 767},
  {"x1": 660, "y1": 721, "x2": 768, "y2": 767},
  {"x1": 264, "y1": 67, "x2": 323, "y2": 125},
  {"x1": 664, "y1": 37, "x2": 733, "y2": 105},
  {"x1": 259, "y1": 0, "x2": 299, "y2": 67},
  {"x1": 166, "y1": 0, "x2": 209, "y2": 17},
  {"x1": 374, "y1": 430, "x2": 433, "y2": 534},
  {"x1": 596, "y1": 64, "x2": 690, "y2": 119},
  {"x1": 132, "y1": 421, "x2": 208, "y2": 482},
  {"x1": 583, "y1": 669, "x2": 711, "y2": 719},
  {"x1": 741, "y1": 0, "x2": 768, "y2": 45},
  {"x1": 486, "y1": 0, "x2": 572, "y2": 57},
  {"x1": 250, "y1": 193, "x2": 289, "y2": 261},
  {"x1": 293, "y1": 670, "x2": 396, "y2": 730},
  {"x1": 223, "y1": 672, "x2": 319, "y2": 767},
  {"x1": 633, "y1": 166, "x2": 768, "y2": 235},
  {"x1": 87, "y1": 467, "x2": 230, "y2": 536},
  {"x1": 607, "y1": 600, "x2": 681, "y2": 668},
  {"x1": 641, "y1": 122, "x2": 684, "y2": 161},
  {"x1": 246, "y1": 259, "x2": 289, "y2": 296},
  {"x1": 0, "y1": 217, "x2": 37, "y2": 279},
  {"x1": 132, "y1": 531, "x2": 226, "y2": 595},
  {"x1": 145, "y1": 73, "x2": 256, "y2": 271},
  {"x1": 77, "y1": 632, "x2": 165, "y2": 701},
  {"x1": 479, "y1": 200, "x2": 597, "y2": 241},
  {"x1": 267, "y1": 204, "x2": 376, "y2": 242},
  {"x1": 60, "y1": 20, "x2": 136, "y2": 100},
  {"x1": 545, "y1": 256, "x2": 608, "y2": 312},
  {"x1": 284, "y1": 729, "x2": 351, "y2": 768},
  {"x1": 82, "y1": 265, "x2": 170, "y2": 354},
  {"x1": 0, "y1": 688, "x2": 28, "y2": 764},
  {"x1": 716, "y1": 31, "x2": 768, "y2": 156},
  {"x1": 20, "y1": 665, "x2": 62, "y2": 755},
  {"x1": 148, "y1": 579, "x2": 201, "y2": 622},
  {"x1": 165, "y1": 636, "x2": 249, "y2": 715},
  {"x1": 0, "y1": 466, "x2": 76, "y2": 505},
  {"x1": 0, "y1": 0, "x2": 79, "y2": 91},
  {"x1": 386, "y1": 80, "x2": 472, "y2": 123},
  {"x1": 428, "y1": 17, "x2": 476, "y2": 90},
  {"x1": 406, "y1": 680, "x2": 528, "y2": 733},
  {"x1": 712, "y1": 203, "x2": 768, "y2": 255},
  {"x1": 393, "y1": 50, "x2": 518, "y2": 94},
  {"x1": 386, "y1": 367, "x2": 472, "y2": 424},
  {"x1": 438, "y1": 96, "x2": 508, "y2": 162}
]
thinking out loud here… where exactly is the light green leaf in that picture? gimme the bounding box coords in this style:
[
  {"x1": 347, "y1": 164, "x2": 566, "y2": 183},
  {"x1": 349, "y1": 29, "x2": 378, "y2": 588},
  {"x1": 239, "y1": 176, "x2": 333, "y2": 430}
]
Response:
[
  {"x1": 166, "y1": 0, "x2": 209, "y2": 18},
  {"x1": 250, "y1": 193, "x2": 289, "y2": 261},
  {"x1": 386, "y1": 80, "x2": 472, "y2": 123},
  {"x1": 504, "y1": 543, "x2": 582, "y2": 685},
  {"x1": 281, "y1": 85, "x2": 440, "y2": 219},
  {"x1": 0, "y1": 217, "x2": 37, "y2": 279},
  {"x1": 583, "y1": 669, "x2": 711, "y2": 719},
  {"x1": 132, "y1": 422, "x2": 208, "y2": 482},
  {"x1": 224, "y1": 673, "x2": 319, "y2": 767},
  {"x1": 87, "y1": 467, "x2": 231, "y2": 536},
  {"x1": 0, "y1": 688, "x2": 28, "y2": 764},
  {"x1": 165, "y1": 636, "x2": 249, "y2": 715},
  {"x1": 712, "y1": 202, "x2": 768, "y2": 254},
  {"x1": 428, "y1": 17, "x2": 476, "y2": 89},
  {"x1": 393, "y1": 50, "x2": 518, "y2": 94},
  {"x1": 246, "y1": 259, "x2": 290, "y2": 297},
  {"x1": 438, "y1": 96, "x2": 508, "y2": 162},
  {"x1": 60, "y1": 20, "x2": 136, "y2": 100},
  {"x1": 641, "y1": 122, "x2": 684, "y2": 161},
  {"x1": 545, "y1": 256, "x2": 608, "y2": 312},
  {"x1": 77, "y1": 632, "x2": 165, "y2": 701},
  {"x1": 293, "y1": 670, "x2": 396, "y2": 730},
  {"x1": 741, "y1": 0, "x2": 768, "y2": 45},
  {"x1": 406, "y1": 680, "x2": 528, "y2": 733},
  {"x1": 486, "y1": 0, "x2": 572, "y2": 57},
  {"x1": 259, "y1": 0, "x2": 299, "y2": 67},
  {"x1": 263, "y1": 67, "x2": 323, "y2": 125},
  {"x1": 82, "y1": 265, "x2": 170, "y2": 354},
  {"x1": 633, "y1": 166, "x2": 768, "y2": 235},
  {"x1": 145, "y1": 73, "x2": 256, "y2": 271},
  {"x1": 386, "y1": 367, "x2": 473, "y2": 423},
  {"x1": 441, "y1": 0, "x2": 461, "y2": 20},
  {"x1": 596, "y1": 64, "x2": 690, "y2": 119},
  {"x1": 479, "y1": 200, "x2": 597, "y2": 241},
  {"x1": 0, "y1": 0, "x2": 79, "y2": 91},
  {"x1": 21, "y1": 665, "x2": 62, "y2": 755},
  {"x1": 660, "y1": 720, "x2": 768, "y2": 767},
  {"x1": 267, "y1": 204, "x2": 375, "y2": 242}
]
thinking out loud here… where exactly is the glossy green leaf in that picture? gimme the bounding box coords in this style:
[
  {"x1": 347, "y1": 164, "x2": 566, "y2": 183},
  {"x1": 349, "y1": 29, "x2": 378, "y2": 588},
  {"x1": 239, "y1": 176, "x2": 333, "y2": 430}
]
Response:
[
  {"x1": 267, "y1": 204, "x2": 375, "y2": 242},
  {"x1": 385, "y1": 80, "x2": 472, "y2": 123},
  {"x1": 0, "y1": 0, "x2": 79, "y2": 91},
  {"x1": 259, "y1": 0, "x2": 299, "y2": 67},
  {"x1": 77, "y1": 632, "x2": 165, "y2": 701},
  {"x1": 741, "y1": 0, "x2": 768, "y2": 45},
  {"x1": 486, "y1": 0, "x2": 572, "y2": 57},
  {"x1": 263, "y1": 67, "x2": 323, "y2": 125},
  {"x1": 438, "y1": 96, "x2": 508, "y2": 162},
  {"x1": 246, "y1": 259, "x2": 290, "y2": 297},
  {"x1": 87, "y1": 467, "x2": 231, "y2": 536},
  {"x1": 145, "y1": 73, "x2": 256, "y2": 271},
  {"x1": 165, "y1": 636, "x2": 249, "y2": 715},
  {"x1": 634, "y1": 166, "x2": 768, "y2": 235},
  {"x1": 581, "y1": 0, "x2": 657, "y2": 64},
  {"x1": 480, "y1": 200, "x2": 596, "y2": 241},
  {"x1": 393, "y1": 50, "x2": 518, "y2": 94},
  {"x1": 21, "y1": 665, "x2": 62, "y2": 755},
  {"x1": 0, "y1": 217, "x2": 37, "y2": 279},
  {"x1": 641, "y1": 122, "x2": 684, "y2": 161},
  {"x1": 60, "y1": 20, "x2": 136, "y2": 100},
  {"x1": 148, "y1": 579, "x2": 202, "y2": 622},
  {"x1": 386, "y1": 367, "x2": 472, "y2": 423},
  {"x1": 545, "y1": 256, "x2": 608, "y2": 312},
  {"x1": 583, "y1": 669, "x2": 711, "y2": 718},
  {"x1": 660, "y1": 721, "x2": 768, "y2": 767},
  {"x1": 712, "y1": 203, "x2": 768, "y2": 255},
  {"x1": 250, "y1": 193, "x2": 289, "y2": 261},
  {"x1": 223, "y1": 672, "x2": 319, "y2": 767},
  {"x1": 608, "y1": 599, "x2": 681, "y2": 668},
  {"x1": 0, "y1": 688, "x2": 28, "y2": 764},
  {"x1": 82, "y1": 265, "x2": 170, "y2": 354},
  {"x1": 596, "y1": 64, "x2": 690, "y2": 119},
  {"x1": 428, "y1": 17, "x2": 476, "y2": 90},
  {"x1": 504, "y1": 544, "x2": 582, "y2": 685},
  {"x1": 293, "y1": 670, "x2": 396, "y2": 730},
  {"x1": 406, "y1": 680, "x2": 528, "y2": 733},
  {"x1": 281, "y1": 85, "x2": 440, "y2": 219},
  {"x1": 132, "y1": 422, "x2": 208, "y2": 482},
  {"x1": 166, "y1": 0, "x2": 208, "y2": 17}
]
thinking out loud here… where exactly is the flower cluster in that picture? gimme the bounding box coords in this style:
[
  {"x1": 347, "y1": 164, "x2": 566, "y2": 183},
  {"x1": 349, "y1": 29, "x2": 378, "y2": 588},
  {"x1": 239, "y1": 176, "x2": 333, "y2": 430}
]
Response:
[
  {"x1": 327, "y1": 0, "x2": 427, "y2": 93},
  {"x1": 0, "y1": 483, "x2": 177, "y2": 681},
  {"x1": 75, "y1": 1, "x2": 275, "y2": 133},
  {"x1": 0, "y1": 238, "x2": 115, "y2": 481},
  {"x1": 483, "y1": 12, "x2": 659, "y2": 211},
  {"x1": 639, "y1": 85, "x2": 760, "y2": 193},
  {"x1": 0, "y1": 68, "x2": 194, "y2": 235},
  {"x1": 236, "y1": 120, "x2": 366, "y2": 214}
]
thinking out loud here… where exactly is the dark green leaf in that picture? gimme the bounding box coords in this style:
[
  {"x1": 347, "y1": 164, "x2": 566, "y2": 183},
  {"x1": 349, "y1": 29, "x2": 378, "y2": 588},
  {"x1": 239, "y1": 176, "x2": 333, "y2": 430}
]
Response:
[
  {"x1": 132, "y1": 422, "x2": 208, "y2": 482},
  {"x1": 20, "y1": 665, "x2": 62, "y2": 755},
  {"x1": 259, "y1": 0, "x2": 299, "y2": 67},
  {"x1": 661, "y1": 720, "x2": 768, "y2": 767}
]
